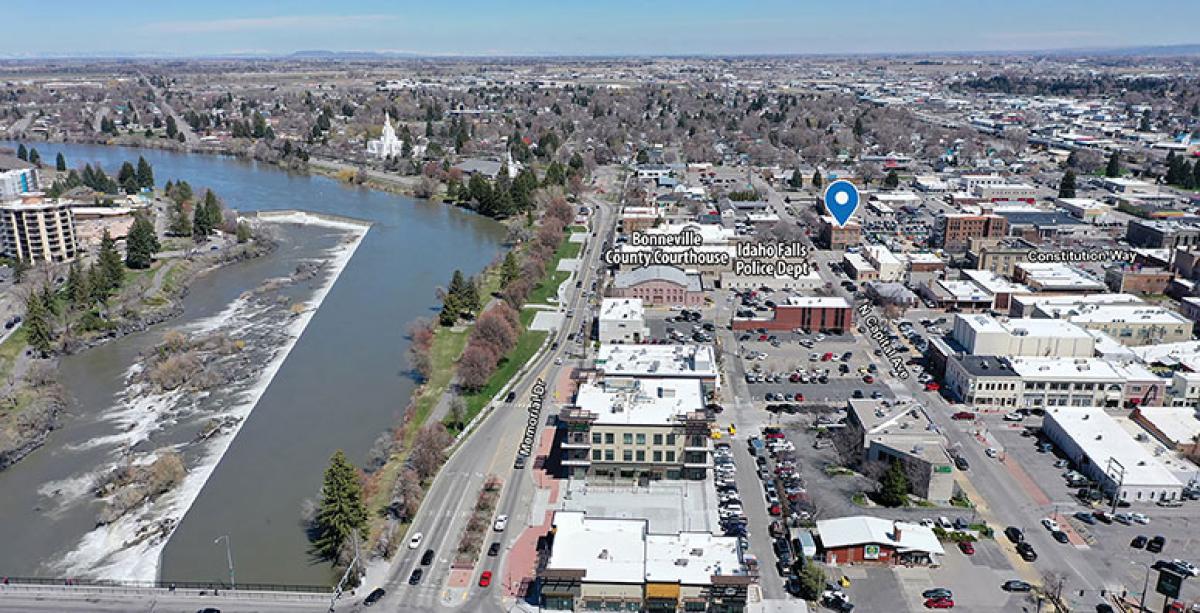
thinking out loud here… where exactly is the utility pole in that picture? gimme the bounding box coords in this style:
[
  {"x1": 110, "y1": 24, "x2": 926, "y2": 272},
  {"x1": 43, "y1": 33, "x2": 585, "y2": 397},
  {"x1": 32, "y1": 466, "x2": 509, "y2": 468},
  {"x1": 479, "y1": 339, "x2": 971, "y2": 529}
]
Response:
[
  {"x1": 329, "y1": 530, "x2": 362, "y2": 613},
  {"x1": 213, "y1": 535, "x2": 234, "y2": 590}
]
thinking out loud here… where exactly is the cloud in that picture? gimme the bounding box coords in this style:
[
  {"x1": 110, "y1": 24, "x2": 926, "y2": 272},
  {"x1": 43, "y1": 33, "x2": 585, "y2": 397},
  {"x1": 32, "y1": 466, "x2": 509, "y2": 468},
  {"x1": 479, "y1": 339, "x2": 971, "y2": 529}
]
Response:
[{"x1": 145, "y1": 14, "x2": 396, "y2": 34}]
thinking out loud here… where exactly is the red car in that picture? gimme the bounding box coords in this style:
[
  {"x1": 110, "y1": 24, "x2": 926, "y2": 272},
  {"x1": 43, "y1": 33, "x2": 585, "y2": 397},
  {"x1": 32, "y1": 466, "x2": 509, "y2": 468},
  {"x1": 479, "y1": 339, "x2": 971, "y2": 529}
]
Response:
[
  {"x1": 958, "y1": 541, "x2": 974, "y2": 555},
  {"x1": 925, "y1": 382, "x2": 941, "y2": 391},
  {"x1": 925, "y1": 597, "x2": 954, "y2": 609},
  {"x1": 951, "y1": 411, "x2": 976, "y2": 421},
  {"x1": 768, "y1": 504, "x2": 782, "y2": 516},
  {"x1": 758, "y1": 334, "x2": 769, "y2": 341},
  {"x1": 478, "y1": 571, "x2": 492, "y2": 587},
  {"x1": 863, "y1": 375, "x2": 874, "y2": 384},
  {"x1": 822, "y1": 352, "x2": 833, "y2": 361},
  {"x1": 765, "y1": 432, "x2": 785, "y2": 440},
  {"x1": 794, "y1": 393, "x2": 805, "y2": 402}
]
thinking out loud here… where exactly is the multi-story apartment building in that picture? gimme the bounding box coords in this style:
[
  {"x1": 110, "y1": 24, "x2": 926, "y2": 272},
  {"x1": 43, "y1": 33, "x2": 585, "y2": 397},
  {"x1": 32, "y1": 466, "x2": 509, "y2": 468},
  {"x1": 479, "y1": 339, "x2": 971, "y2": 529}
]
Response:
[
  {"x1": 559, "y1": 378, "x2": 714, "y2": 482},
  {"x1": 932, "y1": 213, "x2": 1007, "y2": 252},
  {"x1": 0, "y1": 196, "x2": 79, "y2": 263}
]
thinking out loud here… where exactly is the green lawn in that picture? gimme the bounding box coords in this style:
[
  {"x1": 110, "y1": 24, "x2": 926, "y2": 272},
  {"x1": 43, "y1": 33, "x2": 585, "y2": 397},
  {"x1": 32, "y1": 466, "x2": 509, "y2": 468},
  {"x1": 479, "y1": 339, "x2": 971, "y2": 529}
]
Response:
[
  {"x1": 0, "y1": 326, "x2": 27, "y2": 390},
  {"x1": 458, "y1": 328, "x2": 549, "y2": 427},
  {"x1": 405, "y1": 327, "x2": 468, "y2": 441}
]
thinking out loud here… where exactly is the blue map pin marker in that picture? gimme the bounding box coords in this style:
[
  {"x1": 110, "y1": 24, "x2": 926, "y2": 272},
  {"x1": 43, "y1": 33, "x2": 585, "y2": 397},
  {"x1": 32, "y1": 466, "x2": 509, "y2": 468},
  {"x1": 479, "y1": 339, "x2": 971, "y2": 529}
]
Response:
[{"x1": 824, "y1": 180, "x2": 860, "y2": 227}]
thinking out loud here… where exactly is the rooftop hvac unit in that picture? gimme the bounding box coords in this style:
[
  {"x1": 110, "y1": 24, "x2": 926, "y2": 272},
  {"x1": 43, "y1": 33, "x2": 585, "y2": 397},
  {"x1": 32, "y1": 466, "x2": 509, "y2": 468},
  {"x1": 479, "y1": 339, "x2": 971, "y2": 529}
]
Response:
[
  {"x1": 675, "y1": 558, "x2": 689, "y2": 566},
  {"x1": 690, "y1": 548, "x2": 704, "y2": 556}
]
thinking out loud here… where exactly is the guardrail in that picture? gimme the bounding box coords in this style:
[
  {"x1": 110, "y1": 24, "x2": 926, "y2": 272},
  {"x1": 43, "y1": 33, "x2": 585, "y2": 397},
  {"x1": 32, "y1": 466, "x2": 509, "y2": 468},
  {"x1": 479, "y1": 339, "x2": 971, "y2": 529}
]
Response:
[{"x1": 0, "y1": 576, "x2": 332, "y2": 598}]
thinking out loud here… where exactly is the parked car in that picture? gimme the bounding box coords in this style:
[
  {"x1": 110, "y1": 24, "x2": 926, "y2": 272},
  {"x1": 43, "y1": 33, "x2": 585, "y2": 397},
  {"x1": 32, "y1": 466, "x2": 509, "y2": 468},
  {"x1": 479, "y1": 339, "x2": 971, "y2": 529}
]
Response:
[
  {"x1": 951, "y1": 411, "x2": 976, "y2": 420},
  {"x1": 1051, "y1": 530, "x2": 1069, "y2": 544},
  {"x1": 1147, "y1": 536, "x2": 1166, "y2": 554},
  {"x1": 958, "y1": 541, "x2": 975, "y2": 555},
  {"x1": 924, "y1": 597, "x2": 954, "y2": 609},
  {"x1": 1041, "y1": 517, "x2": 1060, "y2": 532},
  {"x1": 1016, "y1": 542, "x2": 1037, "y2": 562},
  {"x1": 1073, "y1": 511, "x2": 1096, "y2": 525},
  {"x1": 1131, "y1": 535, "x2": 1148, "y2": 549},
  {"x1": 923, "y1": 588, "x2": 953, "y2": 600}
]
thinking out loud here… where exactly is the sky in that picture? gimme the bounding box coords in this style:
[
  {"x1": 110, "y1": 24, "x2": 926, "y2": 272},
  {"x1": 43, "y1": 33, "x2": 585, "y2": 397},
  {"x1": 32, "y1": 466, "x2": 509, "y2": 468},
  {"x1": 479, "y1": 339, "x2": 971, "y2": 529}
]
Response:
[{"x1": 6, "y1": 0, "x2": 1198, "y2": 58}]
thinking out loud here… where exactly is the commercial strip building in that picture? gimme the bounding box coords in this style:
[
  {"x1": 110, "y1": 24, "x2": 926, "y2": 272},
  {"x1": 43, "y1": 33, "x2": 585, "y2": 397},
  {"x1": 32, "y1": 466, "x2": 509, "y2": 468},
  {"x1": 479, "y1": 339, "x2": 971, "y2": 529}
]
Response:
[
  {"x1": 611, "y1": 265, "x2": 706, "y2": 307},
  {"x1": 1054, "y1": 304, "x2": 1194, "y2": 347},
  {"x1": 943, "y1": 354, "x2": 1164, "y2": 410},
  {"x1": 1012, "y1": 262, "x2": 1107, "y2": 293},
  {"x1": 1008, "y1": 292, "x2": 1144, "y2": 318},
  {"x1": 1041, "y1": 406, "x2": 1185, "y2": 504},
  {"x1": 815, "y1": 516, "x2": 944, "y2": 567},
  {"x1": 538, "y1": 511, "x2": 753, "y2": 612},
  {"x1": 599, "y1": 298, "x2": 649, "y2": 344},
  {"x1": 731, "y1": 296, "x2": 853, "y2": 334},
  {"x1": 841, "y1": 400, "x2": 955, "y2": 503},
  {"x1": 949, "y1": 314, "x2": 1095, "y2": 358}
]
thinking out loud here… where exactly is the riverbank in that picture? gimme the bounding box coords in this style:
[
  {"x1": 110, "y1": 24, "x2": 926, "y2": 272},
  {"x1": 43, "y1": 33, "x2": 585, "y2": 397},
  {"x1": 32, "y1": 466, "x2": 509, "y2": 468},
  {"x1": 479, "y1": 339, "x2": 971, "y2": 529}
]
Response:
[{"x1": 54, "y1": 215, "x2": 370, "y2": 581}]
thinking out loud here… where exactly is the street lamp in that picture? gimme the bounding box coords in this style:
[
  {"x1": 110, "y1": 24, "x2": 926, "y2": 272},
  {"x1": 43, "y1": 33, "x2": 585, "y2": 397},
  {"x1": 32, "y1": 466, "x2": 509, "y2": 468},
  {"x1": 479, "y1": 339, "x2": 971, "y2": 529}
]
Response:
[
  {"x1": 214, "y1": 535, "x2": 235, "y2": 590},
  {"x1": 1131, "y1": 558, "x2": 1152, "y2": 612}
]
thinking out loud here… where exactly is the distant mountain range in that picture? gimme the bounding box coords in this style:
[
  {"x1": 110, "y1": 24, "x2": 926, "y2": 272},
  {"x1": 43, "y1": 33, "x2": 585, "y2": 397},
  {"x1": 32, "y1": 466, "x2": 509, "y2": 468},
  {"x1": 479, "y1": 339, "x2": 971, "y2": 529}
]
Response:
[{"x1": 0, "y1": 43, "x2": 1198, "y2": 61}]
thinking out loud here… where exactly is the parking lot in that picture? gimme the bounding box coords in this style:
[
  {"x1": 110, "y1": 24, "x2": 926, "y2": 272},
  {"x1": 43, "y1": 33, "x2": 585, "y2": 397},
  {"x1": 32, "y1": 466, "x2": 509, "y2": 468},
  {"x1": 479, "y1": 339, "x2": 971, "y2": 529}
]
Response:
[
  {"x1": 986, "y1": 415, "x2": 1200, "y2": 606},
  {"x1": 734, "y1": 331, "x2": 896, "y2": 408}
]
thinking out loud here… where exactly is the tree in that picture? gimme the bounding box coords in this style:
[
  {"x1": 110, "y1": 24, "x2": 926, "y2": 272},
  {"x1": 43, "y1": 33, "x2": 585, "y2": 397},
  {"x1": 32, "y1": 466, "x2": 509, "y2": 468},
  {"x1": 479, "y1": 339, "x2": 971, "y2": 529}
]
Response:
[
  {"x1": 312, "y1": 450, "x2": 368, "y2": 560},
  {"x1": 28, "y1": 148, "x2": 40, "y2": 167},
  {"x1": 165, "y1": 115, "x2": 178, "y2": 139},
  {"x1": 125, "y1": 213, "x2": 160, "y2": 269},
  {"x1": 811, "y1": 170, "x2": 823, "y2": 191},
  {"x1": 193, "y1": 190, "x2": 222, "y2": 239},
  {"x1": 16, "y1": 143, "x2": 26, "y2": 161},
  {"x1": 876, "y1": 460, "x2": 910, "y2": 507},
  {"x1": 97, "y1": 229, "x2": 125, "y2": 290},
  {"x1": 787, "y1": 168, "x2": 804, "y2": 190},
  {"x1": 796, "y1": 562, "x2": 825, "y2": 600},
  {"x1": 11, "y1": 258, "x2": 29, "y2": 284},
  {"x1": 24, "y1": 292, "x2": 53, "y2": 355},
  {"x1": 235, "y1": 220, "x2": 252, "y2": 243},
  {"x1": 55, "y1": 153, "x2": 67, "y2": 172},
  {"x1": 66, "y1": 258, "x2": 89, "y2": 309},
  {"x1": 135, "y1": 156, "x2": 154, "y2": 189},
  {"x1": 438, "y1": 293, "x2": 460, "y2": 326},
  {"x1": 1058, "y1": 169, "x2": 1077, "y2": 198},
  {"x1": 883, "y1": 169, "x2": 900, "y2": 189},
  {"x1": 118, "y1": 161, "x2": 138, "y2": 194},
  {"x1": 1105, "y1": 150, "x2": 1121, "y2": 178},
  {"x1": 500, "y1": 251, "x2": 520, "y2": 287}
]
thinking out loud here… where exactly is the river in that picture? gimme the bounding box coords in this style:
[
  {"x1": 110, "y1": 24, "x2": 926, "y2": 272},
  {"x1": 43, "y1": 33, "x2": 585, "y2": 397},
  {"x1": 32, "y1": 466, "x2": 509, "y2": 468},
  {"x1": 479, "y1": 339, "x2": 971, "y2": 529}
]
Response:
[{"x1": 0, "y1": 142, "x2": 507, "y2": 586}]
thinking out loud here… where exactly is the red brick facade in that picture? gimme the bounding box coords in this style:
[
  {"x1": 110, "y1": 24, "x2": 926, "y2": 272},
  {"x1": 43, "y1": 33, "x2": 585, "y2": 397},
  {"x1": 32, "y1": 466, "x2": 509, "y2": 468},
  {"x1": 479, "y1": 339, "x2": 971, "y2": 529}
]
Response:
[{"x1": 732, "y1": 304, "x2": 852, "y2": 333}]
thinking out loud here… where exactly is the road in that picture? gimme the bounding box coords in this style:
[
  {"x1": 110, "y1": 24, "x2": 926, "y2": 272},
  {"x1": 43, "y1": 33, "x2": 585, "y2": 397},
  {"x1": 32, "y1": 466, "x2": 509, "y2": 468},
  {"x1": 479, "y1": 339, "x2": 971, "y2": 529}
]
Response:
[{"x1": 355, "y1": 193, "x2": 617, "y2": 613}]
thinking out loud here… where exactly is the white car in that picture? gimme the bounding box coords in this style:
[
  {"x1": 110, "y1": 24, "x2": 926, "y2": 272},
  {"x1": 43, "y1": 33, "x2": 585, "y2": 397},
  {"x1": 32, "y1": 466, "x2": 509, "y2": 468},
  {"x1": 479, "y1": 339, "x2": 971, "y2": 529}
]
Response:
[
  {"x1": 1172, "y1": 560, "x2": 1199, "y2": 577},
  {"x1": 1041, "y1": 517, "x2": 1060, "y2": 532},
  {"x1": 985, "y1": 448, "x2": 999, "y2": 458},
  {"x1": 1130, "y1": 512, "x2": 1150, "y2": 525},
  {"x1": 493, "y1": 514, "x2": 508, "y2": 531},
  {"x1": 1003, "y1": 412, "x2": 1024, "y2": 422},
  {"x1": 408, "y1": 532, "x2": 424, "y2": 549}
]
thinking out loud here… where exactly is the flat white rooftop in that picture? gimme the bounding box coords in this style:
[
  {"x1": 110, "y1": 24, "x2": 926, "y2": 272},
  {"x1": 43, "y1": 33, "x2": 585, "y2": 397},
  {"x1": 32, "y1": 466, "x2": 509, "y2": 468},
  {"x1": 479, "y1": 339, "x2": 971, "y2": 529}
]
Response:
[
  {"x1": 600, "y1": 298, "x2": 645, "y2": 323},
  {"x1": 575, "y1": 378, "x2": 704, "y2": 426},
  {"x1": 784, "y1": 296, "x2": 851, "y2": 309},
  {"x1": 1068, "y1": 305, "x2": 1191, "y2": 327},
  {"x1": 546, "y1": 511, "x2": 747, "y2": 586},
  {"x1": 1007, "y1": 357, "x2": 1124, "y2": 381},
  {"x1": 1044, "y1": 406, "x2": 1183, "y2": 488},
  {"x1": 596, "y1": 344, "x2": 718, "y2": 379},
  {"x1": 961, "y1": 269, "x2": 1031, "y2": 294},
  {"x1": 816, "y1": 516, "x2": 944, "y2": 555}
]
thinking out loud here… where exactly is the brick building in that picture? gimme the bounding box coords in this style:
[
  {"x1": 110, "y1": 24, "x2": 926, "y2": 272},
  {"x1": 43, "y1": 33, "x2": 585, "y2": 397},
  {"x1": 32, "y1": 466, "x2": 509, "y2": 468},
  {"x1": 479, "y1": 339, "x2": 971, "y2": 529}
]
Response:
[
  {"x1": 817, "y1": 215, "x2": 862, "y2": 250},
  {"x1": 732, "y1": 296, "x2": 852, "y2": 333},
  {"x1": 933, "y1": 213, "x2": 1007, "y2": 252}
]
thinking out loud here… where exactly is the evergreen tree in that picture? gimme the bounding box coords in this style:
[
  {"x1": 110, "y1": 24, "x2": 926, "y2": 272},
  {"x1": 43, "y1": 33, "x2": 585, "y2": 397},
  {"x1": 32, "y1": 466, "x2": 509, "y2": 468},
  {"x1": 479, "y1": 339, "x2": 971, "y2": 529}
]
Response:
[
  {"x1": 883, "y1": 169, "x2": 900, "y2": 189},
  {"x1": 787, "y1": 168, "x2": 804, "y2": 190},
  {"x1": 811, "y1": 170, "x2": 823, "y2": 190},
  {"x1": 1058, "y1": 169, "x2": 1077, "y2": 198},
  {"x1": 877, "y1": 460, "x2": 910, "y2": 507},
  {"x1": 16, "y1": 143, "x2": 27, "y2": 161},
  {"x1": 28, "y1": 148, "x2": 40, "y2": 166},
  {"x1": 88, "y1": 264, "x2": 109, "y2": 304},
  {"x1": 1166, "y1": 151, "x2": 1183, "y2": 185},
  {"x1": 135, "y1": 156, "x2": 154, "y2": 189},
  {"x1": 438, "y1": 294, "x2": 460, "y2": 326},
  {"x1": 544, "y1": 161, "x2": 566, "y2": 186},
  {"x1": 55, "y1": 153, "x2": 67, "y2": 172},
  {"x1": 66, "y1": 259, "x2": 89, "y2": 309},
  {"x1": 169, "y1": 202, "x2": 193, "y2": 237},
  {"x1": 1105, "y1": 150, "x2": 1121, "y2": 178},
  {"x1": 312, "y1": 450, "x2": 368, "y2": 560},
  {"x1": 125, "y1": 213, "x2": 160, "y2": 269},
  {"x1": 97, "y1": 229, "x2": 124, "y2": 290},
  {"x1": 461, "y1": 275, "x2": 481, "y2": 313},
  {"x1": 500, "y1": 252, "x2": 520, "y2": 287},
  {"x1": 24, "y1": 293, "x2": 53, "y2": 355},
  {"x1": 165, "y1": 115, "x2": 178, "y2": 139},
  {"x1": 853, "y1": 116, "x2": 865, "y2": 138},
  {"x1": 1193, "y1": 160, "x2": 1200, "y2": 190}
]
